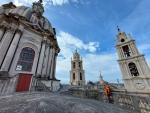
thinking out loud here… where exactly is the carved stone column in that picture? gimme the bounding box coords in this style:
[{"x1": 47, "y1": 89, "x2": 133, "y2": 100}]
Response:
[
  {"x1": 0, "y1": 27, "x2": 5, "y2": 42},
  {"x1": 1, "y1": 30, "x2": 22, "y2": 71},
  {"x1": 49, "y1": 49, "x2": 55, "y2": 79},
  {"x1": 52, "y1": 53, "x2": 58, "y2": 79},
  {"x1": 36, "y1": 38, "x2": 46, "y2": 77},
  {"x1": 46, "y1": 47, "x2": 53, "y2": 77},
  {"x1": 41, "y1": 40, "x2": 50, "y2": 78},
  {"x1": 0, "y1": 29, "x2": 15, "y2": 68}
]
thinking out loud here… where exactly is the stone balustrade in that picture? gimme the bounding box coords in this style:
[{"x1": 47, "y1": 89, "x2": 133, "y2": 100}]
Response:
[{"x1": 62, "y1": 88, "x2": 150, "y2": 113}]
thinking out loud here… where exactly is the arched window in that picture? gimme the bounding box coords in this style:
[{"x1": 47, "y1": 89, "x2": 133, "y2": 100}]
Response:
[
  {"x1": 128, "y1": 62, "x2": 139, "y2": 76},
  {"x1": 73, "y1": 73, "x2": 75, "y2": 80},
  {"x1": 16, "y1": 47, "x2": 35, "y2": 72},
  {"x1": 80, "y1": 73, "x2": 82, "y2": 80},
  {"x1": 79, "y1": 62, "x2": 81, "y2": 68}
]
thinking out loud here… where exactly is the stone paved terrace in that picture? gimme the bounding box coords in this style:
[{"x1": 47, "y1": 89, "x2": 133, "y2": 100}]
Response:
[{"x1": 0, "y1": 92, "x2": 139, "y2": 113}]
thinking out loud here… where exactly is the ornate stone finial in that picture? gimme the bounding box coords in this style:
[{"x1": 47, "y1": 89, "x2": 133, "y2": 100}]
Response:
[
  {"x1": 75, "y1": 49, "x2": 77, "y2": 53},
  {"x1": 2, "y1": 2, "x2": 16, "y2": 8},
  {"x1": 32, "y1": 0, "x2": 44, "y2": 17},
  {"x1": 73, "y1": 49, "x2": 80, "y2": 60},
  {"x1": 117, "y1": 26, "x2": 120, "y2": 32}
]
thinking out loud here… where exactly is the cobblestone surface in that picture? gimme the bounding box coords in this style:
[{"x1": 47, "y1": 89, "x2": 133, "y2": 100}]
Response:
[{"x1": 0, "y1": 92, "x2": 139, "y2": 113}]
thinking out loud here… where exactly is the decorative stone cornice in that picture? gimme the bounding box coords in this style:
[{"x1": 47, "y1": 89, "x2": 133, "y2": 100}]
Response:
[
  {"x1": 0, "y1": 10, "x2": 60, "y2": 53},
  {"x1": 117, "y1": 54, "x2": 144, "y2": 62},
  {"x1": 116, "y1": 39, "x2": 135, "y2": 47},
  {"x1": 2, "y1": 2, "x2": 16, "y2": 9},
  {"x1": 0, "y1": 14, "x2": 20, "y2": 31},
  {"x1": 42, "y1": 37, "x2": 47, "y2": 43}
]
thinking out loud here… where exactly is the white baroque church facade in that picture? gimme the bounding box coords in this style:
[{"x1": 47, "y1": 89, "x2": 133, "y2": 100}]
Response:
[
  {"x1": 0, "y1": 1, "x2": 60, "y2": 94},
  {"x1": 116, "y1": 28, "x2": 150, "y2": 93},
  {"x1": 70, "y1": 50, "x2": 85, "y2": 87}
]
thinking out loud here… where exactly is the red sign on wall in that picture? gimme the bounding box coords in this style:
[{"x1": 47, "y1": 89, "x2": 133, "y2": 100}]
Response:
[{"x1": 16, "y1": 73, "x2": 32, "y2": 92}]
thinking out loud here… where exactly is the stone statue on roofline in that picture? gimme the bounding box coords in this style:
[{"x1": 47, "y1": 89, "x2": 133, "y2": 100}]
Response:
[{"x1": 32, "y1": 0, "x2": 44, "y2": 17}]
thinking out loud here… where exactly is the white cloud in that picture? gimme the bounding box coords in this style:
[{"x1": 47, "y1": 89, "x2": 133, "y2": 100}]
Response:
[
  {"x1": 13, "y1": 0, "x2": 37, "y2": 6},
  {"x1": 57, "y1": 31, "x2": 99, "y2": 53},
  {"x1": 83, "y1": 53, "x2": 122, "y2": 83},
  {"x1": 56, "y1": 31, "x2": 122, "y2": 84},
  {"x1": 12, "y1": 0, "x2": 79, "y2": 6},
  {"x1": 49, "y1": 0, "x2": 68, "y2": 5}
]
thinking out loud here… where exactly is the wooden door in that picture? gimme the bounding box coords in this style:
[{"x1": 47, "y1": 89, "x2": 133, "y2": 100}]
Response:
[{"x1": 16, "y1": 73, "x2": 32, "y2": 92}]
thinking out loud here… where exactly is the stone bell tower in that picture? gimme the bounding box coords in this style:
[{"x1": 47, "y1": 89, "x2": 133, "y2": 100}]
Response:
[
  {"x1": 70, "y1": 50, "x2": 85, "y2": 87},
  {"x1": 116, "y1": 27, "x2": 150, "y2": 93}
]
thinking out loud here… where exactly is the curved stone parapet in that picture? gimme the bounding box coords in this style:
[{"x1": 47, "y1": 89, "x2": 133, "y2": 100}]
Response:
[{"x1": 0, "y1": 92, "x2": 138, "y2": 113}]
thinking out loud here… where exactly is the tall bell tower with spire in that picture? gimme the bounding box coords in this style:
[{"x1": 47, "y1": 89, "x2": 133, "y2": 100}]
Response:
[
  {"x1": 70, "y1": 50, "x2": 85, "y2": 87},
  {"x1": 116, "y1": 27, "x2": 150, "y2": 93}
]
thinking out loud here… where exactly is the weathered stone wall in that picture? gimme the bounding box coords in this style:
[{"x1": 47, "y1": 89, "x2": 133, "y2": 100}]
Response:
[
  {"x1": 99, "y1": 91, "x2": 150, "y2": 113},
  {"x1": 30, "y1": 77, "x2": 60, "y2": 92},
  {"x1": 0, "y1": 92, "x2": 139, "y2": 113},
  {"x1": 0, "y1": 75, "x2": 18, "y2": 96},
  {"x1": 62, "y1": 89, "x2": 150, "y2": 113}
]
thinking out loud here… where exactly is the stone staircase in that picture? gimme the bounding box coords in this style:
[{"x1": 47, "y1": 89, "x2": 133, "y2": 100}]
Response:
[{"x1": 31, "y1": 77, "x2": 51, "y2": 92}]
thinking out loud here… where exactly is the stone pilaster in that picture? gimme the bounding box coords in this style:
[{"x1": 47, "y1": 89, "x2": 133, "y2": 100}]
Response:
[
  {"x1": 41, "y1": 41, "x2": 50, "y2": 78},
  {"x1": 46, "y1": 47, "x2": 53, "y2": 77},
  {"x1": 49, "y1": 49, "x2": 55, "y2": 79},
  {"x1": 0, "y1": 29, "x2": 15, "y2": 68},
  {"x1": 1, "y1": 30, "x2": 22, "y2": 71},
  {"x1": 52, "y1": 53, "x2": 58, "y2": 79},
  {"x1": 36, "y1": 38, "x2": 46, "y2": 77},
  {"x1": 0, "y1": 28, "x2": 5, "y2": 42}
]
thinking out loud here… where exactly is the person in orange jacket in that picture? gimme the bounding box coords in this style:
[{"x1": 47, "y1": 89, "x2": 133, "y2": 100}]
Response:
[{"x1": 103, "y1": 84, "x2": 113, "y2": 103}]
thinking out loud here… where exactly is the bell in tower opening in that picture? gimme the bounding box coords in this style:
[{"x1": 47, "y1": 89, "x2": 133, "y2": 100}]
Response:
[
  {"x1": 116, "y1": 28, "x2": 150, "y2": 93},
  {"x1": 122, "y1": 45, "x2": 131, "y2": 57}
]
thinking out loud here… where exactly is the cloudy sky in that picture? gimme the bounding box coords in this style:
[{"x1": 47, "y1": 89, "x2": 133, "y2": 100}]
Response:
[{"x1": 1, "y1": 0, "x2": 150, "y2": 84}]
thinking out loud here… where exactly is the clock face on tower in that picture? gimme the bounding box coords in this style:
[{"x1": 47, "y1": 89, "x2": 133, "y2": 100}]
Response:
[{"x1": 133, "y1": 79, "x2": 145, "y2": 90}]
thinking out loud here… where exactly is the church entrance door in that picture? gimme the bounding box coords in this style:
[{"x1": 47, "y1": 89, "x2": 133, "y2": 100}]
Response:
[{"x1": 16, "y1": 73, "x2": 32, "y2": 92}]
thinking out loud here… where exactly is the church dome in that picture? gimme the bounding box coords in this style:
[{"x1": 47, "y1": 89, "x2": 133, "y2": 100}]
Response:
[
  {"x1": 2, "y1": 2, "x2": 54, "y2": 34},
  {"x1": 9, "y1": 6, "x2": 32, "y2": 20}
]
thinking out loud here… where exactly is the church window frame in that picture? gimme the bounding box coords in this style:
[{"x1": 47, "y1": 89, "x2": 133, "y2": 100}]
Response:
[
  {"x1": 128, "y1": 62, "x2": 139, "y2": 77},
  {"x1": 16, "y1": 47, "x2": 35, "y2": 72}
]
